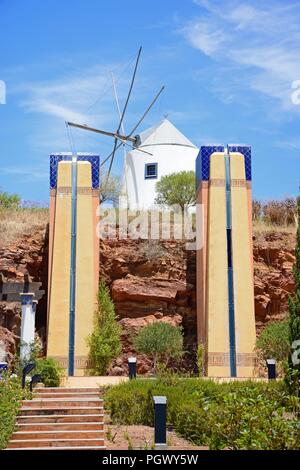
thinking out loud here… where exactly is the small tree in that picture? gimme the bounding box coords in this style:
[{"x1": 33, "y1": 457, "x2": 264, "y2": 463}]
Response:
[
  {"x1": 88, "y1": 280, "x2": 122, "y2": 375},
  {"x1": 155, "y1": 171, "x2": 196, "y2": 213},
  {"x1": 286, "y1": 196, "x2": 300, "y2": 395},
  {"x1": 100, "y1": 172, "x2": 121, "y2": 206},
  {"x1": 133, "y1": 322, "x2": 183, "y2": 373}
]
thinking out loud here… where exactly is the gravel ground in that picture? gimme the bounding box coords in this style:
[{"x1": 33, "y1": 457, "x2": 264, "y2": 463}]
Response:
[{"x1": 105, "y1": 425, "x2": 207, "y2": 450}]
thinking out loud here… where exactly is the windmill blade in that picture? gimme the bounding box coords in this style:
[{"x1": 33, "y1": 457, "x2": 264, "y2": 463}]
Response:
[
  {"x1": 105, "y1": 47, "x2": 142, "y2": 183},
  {"x1": 106, "y1": 138, "x2": 118, "y2": 183},
  {"x1": 100, "y1": 85, "x2": 165, "y2": 167},
  {"x1": 127, "y1": 85, "x2": 165, "y2": 138},
  {"x1": 117, "y1": 46, "x2": 142, "y2": 134}
]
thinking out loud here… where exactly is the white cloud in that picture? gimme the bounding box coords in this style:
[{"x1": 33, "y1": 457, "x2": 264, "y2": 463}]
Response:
[
  {"x1": 182, "y1": 1, "x2": 300, "y2": 109},
  {"x1": 17, "y1": 67, "x2": 116, "y2": 125},
  {"x1": 181, "y1": 20, "x2": 227, "y2": 56}
]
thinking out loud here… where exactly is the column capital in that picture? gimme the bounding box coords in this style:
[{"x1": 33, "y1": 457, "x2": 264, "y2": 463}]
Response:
[{"x1": 20, "y1": 293, "x2": 35, "y2": 305}]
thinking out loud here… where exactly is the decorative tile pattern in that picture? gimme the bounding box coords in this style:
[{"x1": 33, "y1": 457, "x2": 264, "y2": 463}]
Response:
[
  {"x1": 50, "y1": 154, "x2": 100, "y2": 189},
  {"x1": 228, "y1": 145, "x2": 251, "y2": 181},
  {"x1": 196, "y1": 145, "x2": 252, "y2": 184},
  {"x1": 196, "y1": 146, "x2": 225, "y2": 183}
]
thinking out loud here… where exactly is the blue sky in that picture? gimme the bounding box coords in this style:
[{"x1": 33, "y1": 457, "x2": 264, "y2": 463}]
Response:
[{"x1": 0, "y1": 0, "x2": 299, "y2": 203}]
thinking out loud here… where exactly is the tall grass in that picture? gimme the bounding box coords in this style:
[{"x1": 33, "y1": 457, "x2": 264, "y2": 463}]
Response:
[{"x1": 0, "y1": 208, "x2": 48, "y2": 247}]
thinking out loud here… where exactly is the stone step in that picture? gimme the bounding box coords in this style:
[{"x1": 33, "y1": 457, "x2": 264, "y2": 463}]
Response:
[
  {"x1": 11, "y1": 430, "x2": 104, "y2": 440},
  {"x1": 34, "y1": 387, "x2": 99, "y2": 393},
  {"x1": 20, "y1": 406, "x2": 104, "y2": 416},
  {"x1": 7, "y1": 438, "x2": 105, "y2": 449},
  {"x1": 17, "y1": 422, "x2": 104, "y2": 432},
  {"x1": 22, "y1": 398, "x2": 103, "y2": 408},
  {"x1": 17, "y1": 414, "x2": 104, "y2": 423},
  {"x1": 34, "y1": 392, "x2": 100, "y2": 399},
  {"x1": 6, "y1": 445, "x2": 106, "y2": 450}
]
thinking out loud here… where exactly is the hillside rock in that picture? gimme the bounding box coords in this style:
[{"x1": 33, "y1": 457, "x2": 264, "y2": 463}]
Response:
[
  {"x1": 0, "y1": 226, "x2": 296, "y2": 373},
  {"x1": 253, "y1": 231, "x2": 295, "y2": 332}
]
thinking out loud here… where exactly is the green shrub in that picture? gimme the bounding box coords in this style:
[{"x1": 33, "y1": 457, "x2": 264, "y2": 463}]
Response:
[
  {"x1": 0, "y1": 376, "x2": 28, "y2": 449},
  {"x1": 286, "y1": 195, "x2": 300, "y2": 396},
  {"x1": 133, "y1": 322, "x2": 183, "y2": 373},
  {"x1": 0, "y1": 191, "x2": 20, "y2": 209},
  {"x1": 104, "y1": 378, "x2": 300, "y2": 450},
  {"x1": 88, "y1": 280, "x2": 122, "y2": 375},
  {"x1": 256, "y1": 318, "x2": 290, "y2": 363},
  {"x1": 36, "y1": 357, "x2": 63, "y2": 387}
]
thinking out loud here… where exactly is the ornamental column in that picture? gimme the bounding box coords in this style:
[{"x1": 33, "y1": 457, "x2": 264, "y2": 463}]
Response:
[{"x1": 20, "y1": 293, "x2": 35, "y2": 361}]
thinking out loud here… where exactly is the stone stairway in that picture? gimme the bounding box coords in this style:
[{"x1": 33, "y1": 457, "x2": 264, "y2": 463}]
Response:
[{"x1": 6, "y1": 387, "x2": 105, "y2": 450}]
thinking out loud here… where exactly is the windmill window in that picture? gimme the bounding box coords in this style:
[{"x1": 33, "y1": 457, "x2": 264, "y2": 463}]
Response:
[{"x1": 145, "y1": 163, "x2": 158, "y2": 179}]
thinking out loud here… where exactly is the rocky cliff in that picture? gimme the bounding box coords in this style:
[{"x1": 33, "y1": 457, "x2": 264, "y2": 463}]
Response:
[{"x1": 0, "y1": 227, "x2": 296, "y2": 374}]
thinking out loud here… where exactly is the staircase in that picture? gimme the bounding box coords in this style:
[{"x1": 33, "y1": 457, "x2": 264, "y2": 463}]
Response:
[{"x1": 6, "y1": 387, "x2": 105, "y2": 450}]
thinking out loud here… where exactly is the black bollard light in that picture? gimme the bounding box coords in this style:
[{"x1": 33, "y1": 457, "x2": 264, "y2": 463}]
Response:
[
  {"x1": 153, "y1": 395, "x2": 167, "y2": 449},
  {"x1": 22, "y1": 362, "x2": 36, "y2": 389},
  {"x1": 266, "y1": 358, "x2": 276, "y2": 380},
  {"x1": 30, "y1": 373, "x2": 42, "y2": 392},
  {"x1": 128, "y1": 357, "x2": 137, "y2": 380}
]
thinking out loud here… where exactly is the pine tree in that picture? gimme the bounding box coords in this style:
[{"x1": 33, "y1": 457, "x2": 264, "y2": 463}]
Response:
[{"x1": 286, "y1": 196, "x2": 300, "y2": 395}]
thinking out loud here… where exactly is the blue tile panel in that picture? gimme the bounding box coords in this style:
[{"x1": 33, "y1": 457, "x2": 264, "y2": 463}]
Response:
[
  {"x1": 228, "y1": 145, "x2": 251, "y2": 181},
  {"x1": 50, "y1": 154, "x2": 100, "y2": 189},
  {"x1": 196, "y1": 145, "x2": 252, "y2": 184},
  {"x1": 196, "y1": 146, "x2": 225, "y2": 185}
]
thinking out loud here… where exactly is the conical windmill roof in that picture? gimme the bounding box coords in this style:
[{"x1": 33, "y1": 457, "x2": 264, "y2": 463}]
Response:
[{"x1": 137, "y1": 118, "x2": 197, "y2": 148}]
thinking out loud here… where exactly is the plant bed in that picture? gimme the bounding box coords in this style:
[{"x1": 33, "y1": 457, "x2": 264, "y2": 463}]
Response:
[{"x1": 104, "y1": 377, "x2": 300, "y2": 450}]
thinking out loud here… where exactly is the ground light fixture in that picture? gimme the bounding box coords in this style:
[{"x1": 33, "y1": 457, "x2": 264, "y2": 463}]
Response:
[
  {"x1": 128, "y1": 356, "x2": 137, "y2": 379},
  {"x1": 22, "y1": 362, "x2": 36, "y2": 389},
  {"x1": 153, "y1": 395, "x2": 167, "y2": 450},
  {"x1": 266, "y1": 358, "x2": 276, "y2": 380}
]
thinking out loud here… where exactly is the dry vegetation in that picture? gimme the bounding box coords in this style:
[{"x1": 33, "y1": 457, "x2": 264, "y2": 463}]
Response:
[
  {"x1": 0, "y1": 208, "x2": 48, "y2": 248},
  {"x1": 0, "y1": 198, "x2": 297, "y2": 249}
]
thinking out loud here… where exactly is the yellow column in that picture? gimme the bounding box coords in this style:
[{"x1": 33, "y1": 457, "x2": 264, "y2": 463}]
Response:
[
  {"x1": 74, "y1": 162, "x2": 97, "y2": 375},
  {"x1": 230, "y1": 152, "x2": 256, "y2": 376},
  {"x1": 206, "y1": 152, "x2": 230, "y2": 377},
  {"x1": 47, "y1": 162, "x2": 72, "y2": 366},
  {"x1": 47, "y1": 160, "x2": 99, "y2": 375}
]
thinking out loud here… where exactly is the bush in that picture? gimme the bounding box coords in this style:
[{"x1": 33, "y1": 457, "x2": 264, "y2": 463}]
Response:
[
  {"x1": 0, "y1": 191, "x2": 20, "y2": 209},
  {"x1": 133, "y1": 322, "x2": 184, "y2": 373},
  {"x1": 104, "y1": 378, "x2": 300, "y2": 450},
  {"x1": 36, "y1": 357, "x2": 63, "y2": 387},
  {"x1": 263, "y1": 198, "x2": 296, "y2": 226},
  {"x1": 286, "y1": 195, "x2": 300, "y2": 396},
  {"x1": 256, "y1": 318, "x2": 290, "y2": 363},
  {"x1": 88, "y1": 281, "x2": 122, "y2": 375},
  {"x1": 0, "y1": 376, "x2": 28, "y2": 449}
]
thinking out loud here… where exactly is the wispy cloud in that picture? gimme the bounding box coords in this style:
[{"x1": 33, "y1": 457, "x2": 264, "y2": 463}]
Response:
[
  {"x1": 16, "y1": 66, "x2": 118, "y2": 125},
  {"x1": 181, "y1": 1, "x2": 300, "y2": 110},
  {"x1": 2, "y1": 166, "x2": 48, "y2": 180}
]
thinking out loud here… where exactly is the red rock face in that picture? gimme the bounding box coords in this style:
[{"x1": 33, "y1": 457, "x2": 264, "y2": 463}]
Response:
[
  {"x1": 0, "y1": 226, "x2": 296, "y2": 374},
  {"x1": 253, "y1": 231, "x2": 295, "y2": 333}
]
